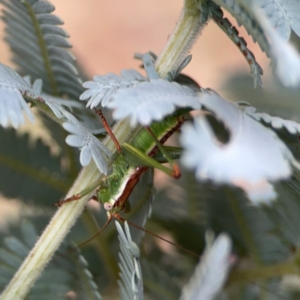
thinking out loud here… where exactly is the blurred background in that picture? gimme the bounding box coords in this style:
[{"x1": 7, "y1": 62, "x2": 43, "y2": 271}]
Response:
[{"x1": 0, "y1": 0, "x2": 270, "y2": 228}]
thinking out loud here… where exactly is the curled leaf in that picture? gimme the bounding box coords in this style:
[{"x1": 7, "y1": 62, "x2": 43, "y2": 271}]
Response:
[{"x1": 180, "y1": 92, "x2": 295, "y2": 204}]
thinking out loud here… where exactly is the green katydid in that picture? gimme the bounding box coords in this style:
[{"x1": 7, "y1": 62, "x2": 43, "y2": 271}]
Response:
[
  {"x1": 57, "y1": 53, "x2": 201, "y2": 251},
  {"x1": 57, "y1": 106, "x2": 203, "y2": 258},
  {"x1": 58, "y1": 108, "x2": 186, "y2": 220}
]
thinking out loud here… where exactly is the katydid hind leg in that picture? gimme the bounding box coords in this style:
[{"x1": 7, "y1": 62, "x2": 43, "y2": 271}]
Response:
[
  {"x1": 122, "y1": 142, "x2": 180, "y2": 178},
  {"x1": 152, "y1": 146, "x2": 183, "y2": 163},
  {"x1": 145, "y1": 126, "x2": 181, "y2": 178}
]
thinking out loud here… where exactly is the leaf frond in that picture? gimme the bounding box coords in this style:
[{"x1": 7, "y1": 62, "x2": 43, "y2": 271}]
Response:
[
  {"x1": 212, "y1": 0, "x2": 271, "y2": 56},
  {"x1": 70, "y1": 245, "x2": 102, "y2": 300},
  {"x1": 0, "y1": 63, "x2": 34, "y2": 128},
  {"x1": 0, "y1": 0, "x2": 83, "y2": 98},
  {"x1": 180, "y1": 232, "x2": 232, "y2": 300},
  {"x1": 209, "y1": 4, "x2": 263, "y2": 88},
  {"x1": 62, "y1": 111, "x2": 111, "y2": 175},
  {"x1": 0, "y1": 219, "x2": 102, "y2": 299},
  {"x1": 0, "y1": 126, "x2": 70, "y2": 203},
  {"x1": 243, "y1": 0, "x2": 300, "y2": 40},
  {"x1": 80, "y1": 69, "x2": 146, "y2": 108},
  {"x1": 242, "y1": 104, "x2": 300, "y2": 135},
  {"x1": 108, "y1": 79, "x2": 201, "y2": 127},
  {"x1": 141, "y1": 259, "x2": 181, "y2": 300},
  {"x1": 116, "y1": 221, "x2": 143, "y2": 300}
]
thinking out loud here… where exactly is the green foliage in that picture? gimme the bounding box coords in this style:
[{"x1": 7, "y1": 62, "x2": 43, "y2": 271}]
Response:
[
  {"x1": 0, "y1": 0, "x2": 84, "y2": 98},
  {"x1": 0, "y1": 126, "x2": 70, "y2": 203},
  {"x1": 0, "y1": 220, "x2": 101, "y2": 300}
]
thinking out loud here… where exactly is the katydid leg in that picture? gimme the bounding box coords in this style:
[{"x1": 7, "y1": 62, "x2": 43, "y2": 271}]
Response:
[
  {"x1": 94, "y1": 108, "x2": 121, "y2": 153},
  {"x1": 113, "y1": 213, "x2": 200, "y2": 258},
  {"x1": 77, "y1": 214, "x2": 113, "y2": 249},
  {"x1": 145, "y1": 126, "x2": 181, "y2": 178},
  {"x1": 152, "y1": 146, "x2": 183, "y2": 162},
  {"x1": 56, "y1": 177, "x2": 107, "y2": 206},
  {"x1": 122, "y1": 143, "x2": 179, "y2": 178}
]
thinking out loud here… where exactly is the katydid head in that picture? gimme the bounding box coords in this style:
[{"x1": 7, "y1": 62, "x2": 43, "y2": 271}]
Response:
[{"x1": 103, "y1": 202, "x2": 113, "y2": 211}]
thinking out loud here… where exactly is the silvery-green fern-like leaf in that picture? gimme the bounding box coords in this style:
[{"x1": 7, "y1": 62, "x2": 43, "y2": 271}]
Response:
[
  {"x1": 263, "y1": 176, "x2": 300, "y2": 251},
  {"x1": 242, "y1": 104, "x2": 300, "y2": 134},
  {"x1": 208, "y1": 4, "x2": 263, "y2": 88},
  {"x1": 108, "y1": 79, "x2": 201, "y2": 127},
  {"x1": 62, "y1": 111, "x2": 111, "y2": 174},
  {"x1": 24, "y1": 77, "x2": 85, "y2": 119},
  {"x1": 136, "y1": 52, "x2": 194, "y2": 84},
  {"x1": 165, "y1": 55, "x2": 192, "y2": 81},
  {"x1": 116, "y1": 221, "x2": 143, "y2": 300},
  {"x1": 141, "y1": 260, "x2": 181, "y2": 300},
  {"x1": 180, "y1": 233, "x2": 232, "y2": 300},
  {"x1": 253, "y1": 0, "x2": 300, "y2": 40},
  {"x1": 71, "y1": 246, "x2": 102, "y2": 300},
  {"x1": 0, "y1": 219, "x2": 102, "y2": 300},
  {"x1": 214, "y1": 0, "x2": 300, "y2": 87},
  {"x1": 252, "y1": 7, "x2": 300, "y2": 87},
  {"x1": 80, "y1": 69, "x2": 146, "y2": 108},
  {"x1": 142, "y1": 52, "x2": 159, "y2": 80},
  {"x1": 7, "y1": 72, "x2": 110, "y2": 173},
  {"x1": 0, "y1": 63, "x2": 35, "y2": 128},
  {"x1": 180, "y1": 91, "x2": 295, "y2": 204},
  {"x1": 229, "y1": 187, "x2": 289, "y2": 263},
  {"x1": 212, "y1": 0, "x2": 271, "y2": 56},
  {"x1": 0, "y1": 67, "x2": 110, "y2": 174},
  {"x1": 0, "y1": 0, "x2": 83, "y2": 98},
  {"x1": 0, "y1": 126, "x2": 70, "y2": 204},
  {"x1": 153, "y1": 167, "x2": 290, "y2": 263}
]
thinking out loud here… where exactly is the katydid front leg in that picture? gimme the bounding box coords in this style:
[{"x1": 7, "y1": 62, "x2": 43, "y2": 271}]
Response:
[{"x1": 56, "y1": 176, "x2": 108, "y2": 206}]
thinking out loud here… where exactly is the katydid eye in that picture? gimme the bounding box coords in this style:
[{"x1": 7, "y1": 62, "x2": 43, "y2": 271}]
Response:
[{"x1": 104, "y1": 202, "x2": 113, "y2": 211}]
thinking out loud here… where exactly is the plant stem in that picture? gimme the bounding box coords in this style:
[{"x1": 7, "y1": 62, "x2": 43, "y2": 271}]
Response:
[
  {"x1": 1, "y1": 1, "x2": 203, "y2": 298},
  {"x1": 227, "y1": 261, "x2": 299, "y2": 286},
  {"x1": 155, "y1": 0, "x2": 202, "y2": 78},
  {"x1": 80, "y1": 208, "x2": 119, "y2": 280}
]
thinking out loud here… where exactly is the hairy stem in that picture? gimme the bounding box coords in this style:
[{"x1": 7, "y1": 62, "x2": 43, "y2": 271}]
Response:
[
  {"x1": 1, "y1": 2, "x2": 203, "y2": 298},
  {"x1": 155, "y1": 0, "x2": 202, "y2": 78}
]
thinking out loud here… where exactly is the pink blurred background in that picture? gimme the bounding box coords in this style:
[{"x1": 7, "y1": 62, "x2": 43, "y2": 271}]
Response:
[{"x1": 0, "y1": 0, "x2": 269, "y2": 90}]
